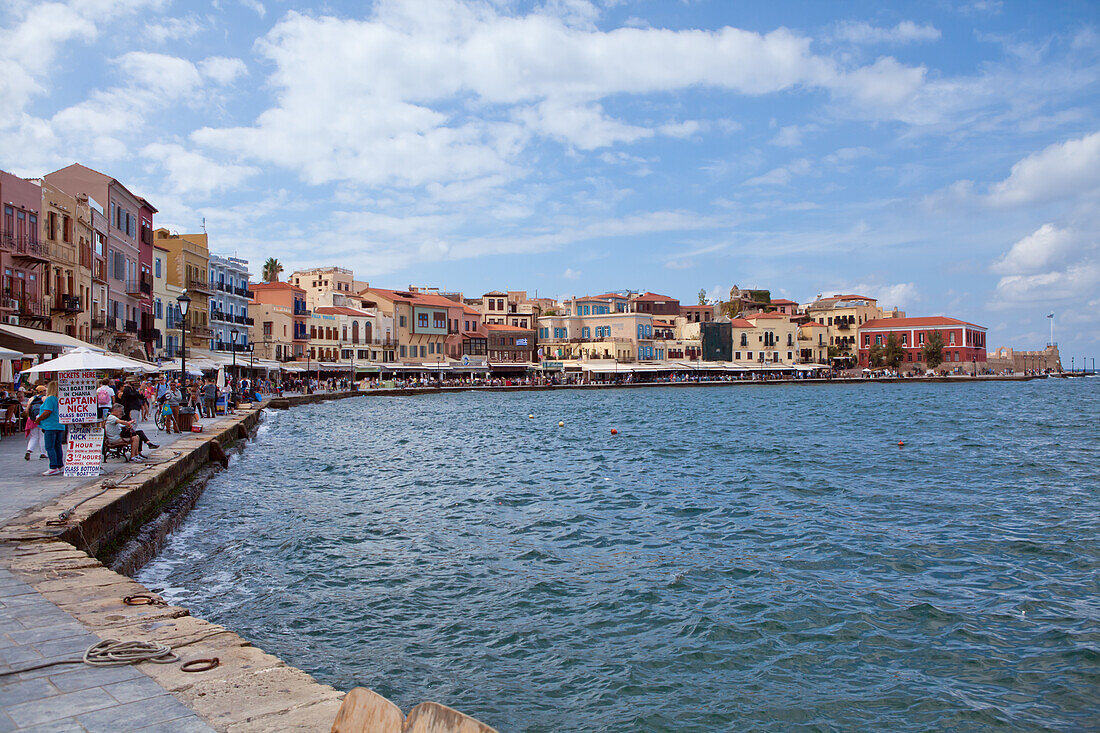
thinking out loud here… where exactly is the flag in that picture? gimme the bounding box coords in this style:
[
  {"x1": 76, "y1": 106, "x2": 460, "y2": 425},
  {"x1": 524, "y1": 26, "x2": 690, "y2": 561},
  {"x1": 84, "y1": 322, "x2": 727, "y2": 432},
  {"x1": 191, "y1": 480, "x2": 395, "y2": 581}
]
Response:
[{"x1": 1047, "y1": 313, "x2": 1054, "y2": 318}]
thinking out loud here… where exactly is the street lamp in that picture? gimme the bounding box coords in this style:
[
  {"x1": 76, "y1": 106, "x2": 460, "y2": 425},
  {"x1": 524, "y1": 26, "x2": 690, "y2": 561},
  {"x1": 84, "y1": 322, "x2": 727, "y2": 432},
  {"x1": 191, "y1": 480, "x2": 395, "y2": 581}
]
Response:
[
  {"x1": 177, "y1": 292, "x2": 191, "y2": 387},
  {"x1": 230, "y1": 328, "x2": 239, "y2": 385}
]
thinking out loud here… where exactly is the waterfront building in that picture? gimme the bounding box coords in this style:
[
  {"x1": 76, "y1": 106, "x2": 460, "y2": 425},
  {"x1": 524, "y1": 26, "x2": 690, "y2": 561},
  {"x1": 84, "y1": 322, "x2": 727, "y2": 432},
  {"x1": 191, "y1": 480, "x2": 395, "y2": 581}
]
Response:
[
  {"x1": 700, "y1": 321, "x2": 732, "y2": 361},
  {"x1": 477, "y1": 290, "x2": 542, "y2": 328},
  {"x1": 537, "y1": 309, "x2": 650, "y2": 361},
  {"x1": 289, "y1": 266, "x2": 356, "y2": 309},
  {"x1": 680, "y1": 304, "x2": 715, "y2": 323},
  {"x1": 805, "y1": 294, "x2": 903, "y2": 362},
  {"x1": 308, "y1": 310, "x2": 339, "y2": 361},
  {"x1": 358, "y1": 287, "x2": 455, "y2": 365},
  {"x1": 0, "y1": 169, "x2": 47, "y2": 328},
  {"x1": 746, "y1": 312, "x2": 800, "y2": 364},
  {"x1": 153, "y1": 229, "x2": 212, "y2": 352},
  {"x1": 797, "y1": 321, "x2": 829, "y2": 363},
  {"x1": 88, "y1": 201, "x2": 109, "y2": 341},
  {"x1": 151, "y1": 244, "x2": 184, "y2": 358},
  {"x1": 250, "y1": 281, "x2": 309, "y2": 362},
  {"x1": 314, "y1": 305, "x2": 395, "y2": 363},
  {"x1": 987, "y1": 345, "x2": 1062, "y2": 373},
  {"x1": 858, "y1": 316, "x2": 987, "y2": 370},
  {"x1": 39, "y1": 181, "x2": 92, "y2": 341},
  {"x1": 460, "y1": 302, "x2": 488, "y2": 361},
  {"x1": 45, "y1": 164, "x2": 155, "y2": 358},
  {"x1": 485, "y1": 323, "x2": 536, "y2": 369},
  {"x1": 770, "y1": 298, "x2": 800, "y2": 315},
  {"x1": 208, "y1": 254, "x2": 252, "y2": 355},
  {"x1": 630, "y1": 292, "x2": 681, "y2": 317}
]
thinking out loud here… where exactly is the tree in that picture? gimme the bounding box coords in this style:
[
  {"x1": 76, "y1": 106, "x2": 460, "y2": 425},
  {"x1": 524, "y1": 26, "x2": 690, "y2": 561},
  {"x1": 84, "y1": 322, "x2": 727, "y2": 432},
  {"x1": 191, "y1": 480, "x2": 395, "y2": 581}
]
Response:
[
  {"x1": 868, "y1": 343, "x2": 884, "y2": 367},
  {"x1": 922, "y1": 331, "x2": 945, "y2": 369},
  {"x1": 883, "y1": 334, "x2": 905, "y2": 369},
  {"x1": 698, "y1": 288, "x2": 707, "y2": 305},
  {"x1": 262, "y1": 258, "x2": 283, "y2": 282}
]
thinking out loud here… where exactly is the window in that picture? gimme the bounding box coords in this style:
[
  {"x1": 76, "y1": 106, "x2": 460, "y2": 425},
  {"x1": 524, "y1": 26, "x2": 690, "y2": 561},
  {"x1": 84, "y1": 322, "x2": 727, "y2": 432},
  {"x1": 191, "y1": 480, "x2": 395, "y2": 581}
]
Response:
[
  {"x1": 263, "y1": 321, "x2": 273, "y2": 336},
  {"x1": 433, "y1": 312, "x2": 446, "y2": 329},
  {"x1": 400, "y1": 345, "x2": 407, "y2": 357},
  {"x1": 399, "y1": 315, "x2": 407, "y2": 328},
  {"x1": 740, "y1": 333, "x2": 748, "y2": 347},
  {"x1": 418, "y1": 313, "x2": 429, "y2": 328},
  {"x1": 154, "y1": 259, "x2": 161, "y2": 278},
  {"x1": 747, "y1": 352, "x2": 753, "y2": 360},
  {"x1": 787, "y1": 333, "x2": 793, "y2": 346},
  {"x1": 949, "y1": 331, "x2": 956, "y2": 345},
  {"x1": 420, "y1": 345, "x2": 426, "y2": 358}
]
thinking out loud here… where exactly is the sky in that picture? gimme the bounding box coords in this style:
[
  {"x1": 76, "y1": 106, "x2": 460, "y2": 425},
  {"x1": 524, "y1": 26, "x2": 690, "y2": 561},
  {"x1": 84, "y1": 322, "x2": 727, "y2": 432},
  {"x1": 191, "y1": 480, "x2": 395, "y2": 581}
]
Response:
[{"x1": 2, "y1": 0, "x2": 1098, "y2": 362}]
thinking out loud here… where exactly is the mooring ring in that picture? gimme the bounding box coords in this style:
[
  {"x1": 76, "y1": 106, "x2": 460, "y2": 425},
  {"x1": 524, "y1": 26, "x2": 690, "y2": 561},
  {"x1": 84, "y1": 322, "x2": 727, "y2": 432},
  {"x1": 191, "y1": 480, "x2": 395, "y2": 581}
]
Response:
[
  {"x1": 123, "y1": 594, "x2": 164, "y2": 606},
  {"x1": 181, "y1": 657, "x2": 220, "y2": 673}
]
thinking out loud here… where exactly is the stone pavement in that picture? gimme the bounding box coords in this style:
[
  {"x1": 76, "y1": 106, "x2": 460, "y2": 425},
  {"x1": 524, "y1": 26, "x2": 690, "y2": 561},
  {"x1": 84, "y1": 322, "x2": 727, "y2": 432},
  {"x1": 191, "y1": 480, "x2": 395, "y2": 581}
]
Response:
[
  {"x1": 0, "y1": 565, "x2": 214, "y2": 732},
  {"x1": 0, "y1": 408, "x2": 253, "y2": 527}
]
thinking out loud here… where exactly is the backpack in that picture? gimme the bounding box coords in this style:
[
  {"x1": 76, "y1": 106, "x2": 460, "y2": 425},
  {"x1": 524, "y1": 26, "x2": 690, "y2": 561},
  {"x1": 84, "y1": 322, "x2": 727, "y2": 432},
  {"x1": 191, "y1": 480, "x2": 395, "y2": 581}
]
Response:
[{"x1": 27, "y1": 397, "x2": 42, "y2": 422}]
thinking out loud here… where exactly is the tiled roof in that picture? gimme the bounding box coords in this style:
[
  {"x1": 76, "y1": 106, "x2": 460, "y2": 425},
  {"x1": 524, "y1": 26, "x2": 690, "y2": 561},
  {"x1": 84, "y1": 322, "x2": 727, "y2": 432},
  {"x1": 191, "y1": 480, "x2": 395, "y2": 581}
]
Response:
[
  {"x1": 314, "y1": 306, "x2": 370, "y2": 316},
  {"x1": 483, "y1": 323, "x2": 534, "y2": 331},
  {"x1": 862, "y1": 316, "x2": 985, "y2": 330},
  {"x1": 771, "y1": 298, "x2": 798, "y2": 305},
  {"x1": 251, "y1": 281, "x2": 305, "y2": 293},
  {"x1": 729, "y1": 318, "x2": 755, "y2": 327},
  {"x1": 633, "y1": 292, "x2": 675, "y2": 301},
  {"x1": 748, "y1": 312, "x2": 787, "y2": 320}
]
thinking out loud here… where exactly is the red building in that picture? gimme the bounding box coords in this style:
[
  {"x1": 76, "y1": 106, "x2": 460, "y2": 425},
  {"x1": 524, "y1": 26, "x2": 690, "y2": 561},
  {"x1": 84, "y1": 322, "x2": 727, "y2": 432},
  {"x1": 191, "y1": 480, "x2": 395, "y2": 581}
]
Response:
[
  {"x1": 858, "y1": 316, "x2": 987, "y2": 369},
  {"x1": 770, "y1": 298, "x2": 799, "y2": 315},
  {"x1": 0, "y1": 170, "x2": 48, "y2": 326}
]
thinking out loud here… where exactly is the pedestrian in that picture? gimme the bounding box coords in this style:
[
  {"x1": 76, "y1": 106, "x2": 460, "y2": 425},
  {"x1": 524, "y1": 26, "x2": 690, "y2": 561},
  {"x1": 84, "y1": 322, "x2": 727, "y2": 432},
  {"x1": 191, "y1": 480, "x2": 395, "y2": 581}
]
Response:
[
  {"x1": 201, "y1": 378, "x2": 217, "y2": 418},
  {"x1": 24, "y1": 384, "x2": 46, "y2": 461},
  {"x1": 34, "y1": 380, "x2": 65, "y2": 476},
  {"x1": 119, "y1": 380, "x2": 144, "y2": 423},
  {"x1": 95, "y1": 378, "x2": 114, "y2": 419},
  {"x1": 105, "y1": 404, "x2": 158, "y2": 461},
  {"x1": 163, "y1": 380, "x2": 182, "y2": 433}
]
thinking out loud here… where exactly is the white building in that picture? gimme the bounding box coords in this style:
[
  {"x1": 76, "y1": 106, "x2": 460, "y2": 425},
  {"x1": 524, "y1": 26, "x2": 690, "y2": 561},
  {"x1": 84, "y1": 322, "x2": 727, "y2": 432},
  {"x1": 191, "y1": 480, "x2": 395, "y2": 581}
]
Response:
[{"x1": 207, "y1": 254, "x2": 251, "y2": 354}]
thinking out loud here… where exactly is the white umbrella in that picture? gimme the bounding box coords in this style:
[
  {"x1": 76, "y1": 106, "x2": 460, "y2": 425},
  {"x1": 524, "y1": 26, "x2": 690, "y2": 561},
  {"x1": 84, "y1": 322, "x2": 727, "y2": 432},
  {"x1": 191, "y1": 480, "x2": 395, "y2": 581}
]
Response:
[
  {"x1": 1, "y1": 359, "x2": 11, "y2": 383},
  {"x1": 157, "y1": 360, "x2": 203, "y2": 376},
  {"x1": 21, "y1": 347, "x2": 139, "y2": 375}
]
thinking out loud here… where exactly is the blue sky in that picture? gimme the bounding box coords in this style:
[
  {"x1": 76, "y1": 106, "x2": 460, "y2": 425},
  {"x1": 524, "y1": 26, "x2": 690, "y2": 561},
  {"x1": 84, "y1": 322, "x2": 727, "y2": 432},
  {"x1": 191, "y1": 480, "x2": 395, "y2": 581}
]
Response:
[{"x1": 2, "y1": 0, "x2": 1098, "y2": 362}]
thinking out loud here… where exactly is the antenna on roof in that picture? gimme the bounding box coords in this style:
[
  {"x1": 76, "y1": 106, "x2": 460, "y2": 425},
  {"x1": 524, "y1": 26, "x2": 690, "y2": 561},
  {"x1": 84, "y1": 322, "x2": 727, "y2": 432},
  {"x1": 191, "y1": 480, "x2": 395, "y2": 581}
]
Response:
[{"x1": 201, "y1": 217, "x2": 206, "y2": 233}]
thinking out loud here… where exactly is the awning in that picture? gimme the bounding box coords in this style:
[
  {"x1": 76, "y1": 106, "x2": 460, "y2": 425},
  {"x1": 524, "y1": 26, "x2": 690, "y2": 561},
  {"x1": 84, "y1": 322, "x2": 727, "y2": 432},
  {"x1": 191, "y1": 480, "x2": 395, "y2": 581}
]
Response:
[{"x1": 0, "y1": 324, "x2": 105, "y2": 355}]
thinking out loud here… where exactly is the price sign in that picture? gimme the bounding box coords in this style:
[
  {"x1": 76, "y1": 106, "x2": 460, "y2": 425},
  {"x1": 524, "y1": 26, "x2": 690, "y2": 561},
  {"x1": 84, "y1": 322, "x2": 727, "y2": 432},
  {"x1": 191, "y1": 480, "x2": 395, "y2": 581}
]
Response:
[
  {"x1": 57, "y1": 369, "x2": 98, "y2": 424},
  {"x1": 64, "y1": 424, "x2": 103, "y2": 477}
]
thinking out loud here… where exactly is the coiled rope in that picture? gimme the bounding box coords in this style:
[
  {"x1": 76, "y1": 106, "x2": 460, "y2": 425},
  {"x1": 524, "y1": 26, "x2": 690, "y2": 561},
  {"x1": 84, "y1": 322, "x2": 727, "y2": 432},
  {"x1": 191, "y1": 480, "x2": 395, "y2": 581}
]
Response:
[{"x1": 0, "y1": 629, "x2": 232, "y2": 677}]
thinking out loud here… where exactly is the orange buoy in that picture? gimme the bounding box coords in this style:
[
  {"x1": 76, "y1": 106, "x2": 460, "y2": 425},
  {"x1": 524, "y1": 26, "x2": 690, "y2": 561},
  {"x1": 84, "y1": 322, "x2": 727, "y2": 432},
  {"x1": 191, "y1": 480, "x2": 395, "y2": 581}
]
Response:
[
  {"x1": 610, "y1": 428, "x2": 618, "y2": 435},
  {"x1": 898, "y1": 441, "x2": 905, "y2": 447}
]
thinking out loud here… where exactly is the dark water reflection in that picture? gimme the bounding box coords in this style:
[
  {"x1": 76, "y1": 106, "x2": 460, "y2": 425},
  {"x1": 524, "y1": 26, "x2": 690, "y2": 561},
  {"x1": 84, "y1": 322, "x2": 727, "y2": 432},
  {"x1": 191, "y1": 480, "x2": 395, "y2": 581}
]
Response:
[{"x1": 139, "y1": 380, "x2": 1100, "y2": 732}]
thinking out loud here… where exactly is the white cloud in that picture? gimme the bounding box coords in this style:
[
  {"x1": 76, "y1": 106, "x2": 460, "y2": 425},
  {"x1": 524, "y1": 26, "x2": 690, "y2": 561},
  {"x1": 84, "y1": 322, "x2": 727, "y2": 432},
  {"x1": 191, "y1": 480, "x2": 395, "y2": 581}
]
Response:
[
  {"x1": 833, "y1": 21, "x2": 941, "y2": 45},
  {"x1": 187, "y1": 2, "x2": 936, "y2": 188},
  {"x1": 770, "y1": 125, "x2": 802, "y2": 147},
  {"x1": 991, "y1": 223, "x2": 1079, "y2": 274},
  {"x1": 240, "y1": 0, "x2": 266, "y2": 18},
  {"x1": 830, "y1": 282, "x2": 920, "y2": 309},
  {"x1": 745, "y1": 158, "x2": 812, "y2": 186},
  {"x1": 987, "y1": 130, "x2": 1100, "y2": 207},
  {"x1": 143, "y1": 15, "x2": 204, "y2": 44},
  {"x1": 140, "y1": 142, "x2": 260, "y2": 197},
  {"x1": 199, "y1": 57, "x2": 248, "y2": 85},
  {"x1": 563, "y1": 267, "x2": 581, "y2": 280},
  {"x1": 116, "y1": 52, "x2": 203, "y2": 97}
]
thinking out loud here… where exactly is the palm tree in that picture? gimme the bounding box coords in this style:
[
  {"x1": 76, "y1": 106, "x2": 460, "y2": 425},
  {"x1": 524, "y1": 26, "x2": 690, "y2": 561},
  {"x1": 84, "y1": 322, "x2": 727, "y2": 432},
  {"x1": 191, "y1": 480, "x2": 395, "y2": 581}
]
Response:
[{"x1": 262, "y1": 258, "x2": 283, "y2": 283}]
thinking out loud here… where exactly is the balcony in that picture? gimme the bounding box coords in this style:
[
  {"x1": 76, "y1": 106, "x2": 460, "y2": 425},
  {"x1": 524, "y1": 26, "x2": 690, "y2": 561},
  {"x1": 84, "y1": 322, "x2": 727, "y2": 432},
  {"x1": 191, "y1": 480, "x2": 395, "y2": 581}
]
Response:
[
  {"x1": 53, "y1": 294, "x2": 82, "y2": 313},
  {"x1": 103, "y1": 315, "x2": 119, "y2": 332},
  {"x1": 142, "y1": 273, "x2": 153, "y2": 295},
  {"x1": 209, "y1": 309, "x2": 229, "y2": 323},
  {"x1": 124, "y1": 319, "x2": 138, "y2": 333},
  {"x1": 189, "y1": 324, "x2": 213, "y2": 338},
  {"x1": 186, "y1": 276, "x2": 212, "y2": 293},
  {"x1": 138, "y1": 327, "x2": 159, "y2": 342},
  {"x1": 15, "y1": 297, "x2": 50, "y2": 320},
  {"x1": 1, "y1": 231, "x2": 50, "y2": 263},
  {"x1": 91, "y1": 316, "x2": 105, "y2": 330},
  {"x1": 234, "y1": 286, "x2": 251, "y2": 298},
  {"x1": 124, "y1": 279, "x2": 143, "y2": 296},
  {"x1": 293, "y1": 306, "x2": 311, "y2": 317}
]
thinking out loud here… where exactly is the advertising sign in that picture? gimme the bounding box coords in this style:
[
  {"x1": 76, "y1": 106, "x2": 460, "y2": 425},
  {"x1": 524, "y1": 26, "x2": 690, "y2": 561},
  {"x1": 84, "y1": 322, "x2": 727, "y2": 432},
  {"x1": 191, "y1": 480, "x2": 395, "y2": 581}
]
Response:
[
  {"x1": 57, "y1": 369, "x2": 98, "y2": 424},
  {"x1": 64, "y1": 424, "x2": 104, "y2": 477},
  {"x1": 516, "y1": 338, "x2": 529, "y2": 346}
]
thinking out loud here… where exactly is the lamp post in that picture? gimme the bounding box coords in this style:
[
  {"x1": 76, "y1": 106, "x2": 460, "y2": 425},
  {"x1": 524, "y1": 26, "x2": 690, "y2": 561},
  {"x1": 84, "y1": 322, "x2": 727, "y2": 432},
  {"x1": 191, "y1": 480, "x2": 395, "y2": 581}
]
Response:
[
  {"x1": 177, "y1": 292, "x2": 191, "y2": 388},
  {"x1": 230, "y1": 328, "x2": 238, "y2": 386}
]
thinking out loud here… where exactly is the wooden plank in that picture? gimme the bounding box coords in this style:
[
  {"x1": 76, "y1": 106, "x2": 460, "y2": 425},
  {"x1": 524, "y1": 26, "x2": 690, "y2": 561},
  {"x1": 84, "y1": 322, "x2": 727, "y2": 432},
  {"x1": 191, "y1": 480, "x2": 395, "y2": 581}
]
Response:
[
  {"x1": 330, "y1": 687, "x2": 405, "y2": 733},
  {"x1": 403, "y1": 702, "x2": 498, "y2": 733}
]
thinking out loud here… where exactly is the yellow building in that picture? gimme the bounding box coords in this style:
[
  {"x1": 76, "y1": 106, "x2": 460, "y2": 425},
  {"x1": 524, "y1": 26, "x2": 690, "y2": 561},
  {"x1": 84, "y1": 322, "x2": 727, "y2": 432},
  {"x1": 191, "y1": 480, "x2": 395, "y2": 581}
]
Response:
[
  {"x1": 805, "y1": 294, "x2": 903, "y2": 360},
  {"x1": 536, "y1": 311, "x2": 651, "y2": 361},
  {"x1": 289, "y1": 266, "x2": 356, "y2": 309},
  {"x1": 154, "y1": 228, "x2": 211, "y2": 350},
  {"x1": 797, "y1": 320, "x2": 829, "y2": 363},
  {"x1": 730, "y1": 313, "x2": 800, "y2": 364}
]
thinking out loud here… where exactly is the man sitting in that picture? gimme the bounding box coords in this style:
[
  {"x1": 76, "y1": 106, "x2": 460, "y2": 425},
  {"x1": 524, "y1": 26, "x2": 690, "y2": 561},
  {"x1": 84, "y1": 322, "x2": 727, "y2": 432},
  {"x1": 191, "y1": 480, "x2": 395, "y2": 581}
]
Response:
[{"x1": 104, "y1": 404, "x2": 158, "y2": 461}]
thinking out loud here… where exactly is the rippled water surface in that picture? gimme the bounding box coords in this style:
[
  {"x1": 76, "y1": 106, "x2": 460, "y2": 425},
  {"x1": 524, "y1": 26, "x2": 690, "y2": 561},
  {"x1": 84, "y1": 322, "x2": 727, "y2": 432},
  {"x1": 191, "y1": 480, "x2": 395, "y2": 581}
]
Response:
[{"x1": 139, "y1": 380, "x2": 1100, "y2": 731}]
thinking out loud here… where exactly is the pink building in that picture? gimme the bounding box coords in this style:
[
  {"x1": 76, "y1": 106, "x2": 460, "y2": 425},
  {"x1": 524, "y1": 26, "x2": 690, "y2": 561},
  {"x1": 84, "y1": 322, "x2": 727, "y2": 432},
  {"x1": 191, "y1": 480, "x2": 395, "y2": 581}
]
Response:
[
  {"x1": 44, "y1": 164, "x2": 154, "y2": 357},
  {"x1": 0, "y1": 170, "x2": 49, "y2": 326}
]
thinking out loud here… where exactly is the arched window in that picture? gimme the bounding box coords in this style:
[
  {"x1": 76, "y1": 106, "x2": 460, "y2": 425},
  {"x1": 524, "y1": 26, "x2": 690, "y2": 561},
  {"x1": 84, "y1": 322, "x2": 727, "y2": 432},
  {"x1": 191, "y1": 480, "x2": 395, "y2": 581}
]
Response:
[
  {"x1": 787, "y1": 333, "x2": 793, "y2": 346},
  {"x1": 740, "y1": 333, "x2": 748, "y2": 346},
  {"x1": 352, "y1": 320, "x2": 360, "y2": 343}
]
